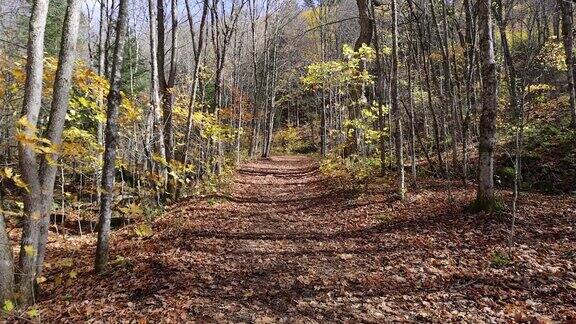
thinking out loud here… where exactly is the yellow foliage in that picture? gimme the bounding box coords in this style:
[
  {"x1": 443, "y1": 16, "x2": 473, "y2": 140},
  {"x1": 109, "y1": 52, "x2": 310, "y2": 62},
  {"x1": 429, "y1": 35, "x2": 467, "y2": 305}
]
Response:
[
  {"x1": 24, "y1": 244, "x2": 36, "y2": 256},
  {"x1": 538, "y1": 37, "x2": 567, "y2": 71},
  {"x1": 134, "y1": 223, "x2": 153, "y2": 238},
  {"x1": 0, "y1": 167, "x2": 29, "y2": 192},
  {"x1": 120, "y1": 94, "x2": 141, "y2": 123},
  {"x1": 119, "y1": 203, "x2": 144, "y2": 217},
  {"x1": 3, "y1": 300, "x2": 14, "y2": 313}
]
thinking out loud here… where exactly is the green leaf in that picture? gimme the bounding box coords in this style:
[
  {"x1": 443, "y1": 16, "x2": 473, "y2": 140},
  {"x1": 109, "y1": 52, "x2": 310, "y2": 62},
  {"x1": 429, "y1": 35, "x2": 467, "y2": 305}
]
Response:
[
  {"x1": 26, "y1": 308, "x2": 39, "y2": 318},
  {"x1": 24, "y1": 244, "x2": 36, "y2": 256},
  {"x1": 2, "y1": 300, "x2": 14, "y2": 313},
  {"x1": 78, "y1": 96, "x2": 90, "y2": 107},
  {"x1": 134, "y1": 224, "x2": 153, "y2": 238}
]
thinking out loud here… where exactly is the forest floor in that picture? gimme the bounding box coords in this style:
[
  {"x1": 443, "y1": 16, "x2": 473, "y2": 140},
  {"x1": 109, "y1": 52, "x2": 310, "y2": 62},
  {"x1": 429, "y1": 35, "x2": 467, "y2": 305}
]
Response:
[{"x1": 31, "y1": 156, "x2": 576, "y2": 322}]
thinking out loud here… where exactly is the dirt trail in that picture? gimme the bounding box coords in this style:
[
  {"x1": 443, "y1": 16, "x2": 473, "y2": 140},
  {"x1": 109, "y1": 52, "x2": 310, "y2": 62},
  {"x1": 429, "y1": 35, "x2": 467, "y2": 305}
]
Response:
[
  {"x1": 38, "y1": 155, "x2": 576, "y2": 322},
  {"x1": 184, "y1": 156, "x2": 356, "y2": 237}
]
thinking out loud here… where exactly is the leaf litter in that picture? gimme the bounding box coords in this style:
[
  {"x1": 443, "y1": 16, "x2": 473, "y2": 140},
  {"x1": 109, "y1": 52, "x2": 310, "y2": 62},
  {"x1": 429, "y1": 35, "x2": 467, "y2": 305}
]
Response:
[{"x1": 27, "y1": 156, "x2": 576, "y2": 322}]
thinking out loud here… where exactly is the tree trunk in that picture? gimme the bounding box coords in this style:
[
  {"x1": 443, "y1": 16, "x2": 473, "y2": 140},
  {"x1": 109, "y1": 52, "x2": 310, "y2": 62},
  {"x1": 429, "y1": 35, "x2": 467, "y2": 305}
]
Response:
[
  {"x1": 475, "y1": 0, "x2": 498, "y2": 211},
  {"x1": 462, "y1": 0, "x2": 476, "y2": 184},
  {"x1": 495, "y1": 0, "x2": 521, "y2": 118},
  {"x1": 148, "y1": 0, "x2": 167, "y2": 181},
  {"x1": 320, "y1": 92, "x2": 327, "y2": 156},
  {"x1": 559, "y1": 0, "x2": 576, "y2": 127},
  {"x1": 183, "y1": 0, "x2": 209, "y2": 165},
  {"x1": 248, "y1": 0, "x2": 259, "y2": 158},
  {"x1": 36, "y1": 0, "x2": 83, "y2": 277},
  {"x1": 0, "y1": 213, "x2": 13, "y2": 303},
  {"x1": 370, "y1": 0, "x2": 386, "y2": 174},
  {"x1": 429, "y1": 0, "x2": 458, "y2": 173},
  {"x1": 263, "y1": 32, "x2": 279, "y2": 159},
  {"x1": 97, "y1": 0, "x2": 107, "y2": 146},
  {"x1": 391, "y1": 0, "x2": 405, "y2": 199},
  {"x1": 354, "y1": 0, "x2": 373, "y2": 50},
  {"x1": 157, "y1": 0, "x2": 178, "y2": 196},
  {"x1": 95, "y1": 0, "x2": 129, "y2": 272},
  {"x1": 407, "y1": 52, "x2": 417, "y2": 185},
  {"x1": 16, "y1": 0, "x2": 50, "y2": 306}
]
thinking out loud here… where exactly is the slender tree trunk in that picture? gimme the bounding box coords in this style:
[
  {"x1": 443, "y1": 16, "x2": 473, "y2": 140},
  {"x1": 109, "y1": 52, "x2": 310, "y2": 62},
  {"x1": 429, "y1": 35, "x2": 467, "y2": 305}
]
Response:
[
  {"x1": 320, "y1": 92, "x2": 327, "y2": 156},
  {"x1": 95, "y1": 0, "x2": 129, "y2": 272},
  {"x1": 391, "y1": 0, "x2": 405, "y2": 199},
  {"x1": 475, "y1": 0, "x2": 498, "y2": 211},
  {"x1": 183, "y1": 0, "x2": 208, "y2": 165},
  {"x1": 156, "y1": 0, "x2": 178, "y2": 196},
  {"x1": 342, "y1": 0, "x2": 374, "y2": 157},
  {"x1": 16, "y1": 0, "x2": 50, "y2": 306},
  {"x1": 407, "y1": 52, "x2": 417, "y2": 185},
  {"x1": 558, "y1": 0, "x2": 576, "y2": 127},
  {"x1": 97, "y1": 0, "x2": 107, "y2": 146},
  {"x1": 236, "y1": 94, "x2": 243, "y2": 165},
  {"x1": 429, "y1": 0, "x2": 458, "y2": 173},
  {"x1": 495, "y1": 0, "x2": 521, "y2": 118},
  {"x1": 0, "y1": 212, "x2": 13, "y2": 303},
  {"x1": 370, "y1": 0, "x2": 386, "y2": 173},
  {"x1": 164, "y1": 0, "x2": 178, "y2": 164},
  {"x1": 462, "y1": 0, "x2": 476, "y2": 184},
  {"x1": 264, "y1": 33, "x2": 279, "y2": 159},
  {"x1": 354, "y1": 0, "x2": 373, "y2": 50},
  {"x1": 148, "y1": 0, "x2": 166, "y2": 181},
  {"x1": 248, "y1": 0, "x2": 259, "y2": 158},
  {"x1": 553, "y1": 3, "x2": 561, "y2": 39},
  {"x1": 36, "y1": 0, "x2": 83, "y2": 277}
]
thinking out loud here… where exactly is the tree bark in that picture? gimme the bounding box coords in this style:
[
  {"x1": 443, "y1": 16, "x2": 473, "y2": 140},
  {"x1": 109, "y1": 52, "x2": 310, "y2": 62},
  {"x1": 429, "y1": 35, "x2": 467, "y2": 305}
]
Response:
[
  {"x1": 0, "y1": 212, "x2": 13, "y2": 303},
  {"x1": 36, "y1": 0, "x2": 83, "y2": 277},
  {"x1": 16, "y1": 0, "x2": 50, "y2": 306},
  {"x1": 95, "y1": 0, "x2": 129, "y2": 272},
  {"x1": 183, "y1": 0, "x2": 209, "y2": 165},
  {"x1": 391, "y1": 0, "x2": 405, "y2": 199},
  {"x1": 461, "y1": 0, "x2": 477, "y2": 183},
  {"x1": 495, "y1": 0, "x2": 521, "y2": 117},
  {"x1": 157, "y1": 0, "x2": 178, "y2": 196},
  {"x1": 354, "y1": 0, "x2": 373, "y2": 50},
  {"x1": 475, "y1": 0, "x2": 498, "y2": 211},
  {"x1": 407, "y1": 51, "x2": 417, "y2": 185},
  {"x1": 148, "y1": 0, "x2": 167, "y2": 181},
  {"x1": 370, "y1": 0, "x2": 386, "y2": 174},
  {"x1": 558, "y1": 0, "x2": 576, "y2": 127},
  {"x1": 263, "y1": 26, "x2": 279, "y2": 159},
  {"x1": 97, "y1": 0, "x2": 107, "y2": 146}
]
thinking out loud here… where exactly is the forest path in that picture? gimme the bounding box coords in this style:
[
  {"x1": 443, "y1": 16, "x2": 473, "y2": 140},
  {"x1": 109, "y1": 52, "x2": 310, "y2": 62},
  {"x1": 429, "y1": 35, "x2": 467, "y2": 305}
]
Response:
[
  {"x1": 153, "y1": 155, "x2": 395, "y2": 321},
  {"x1": 40, "y1": 156, "x2": 576, "y2": 322}
]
